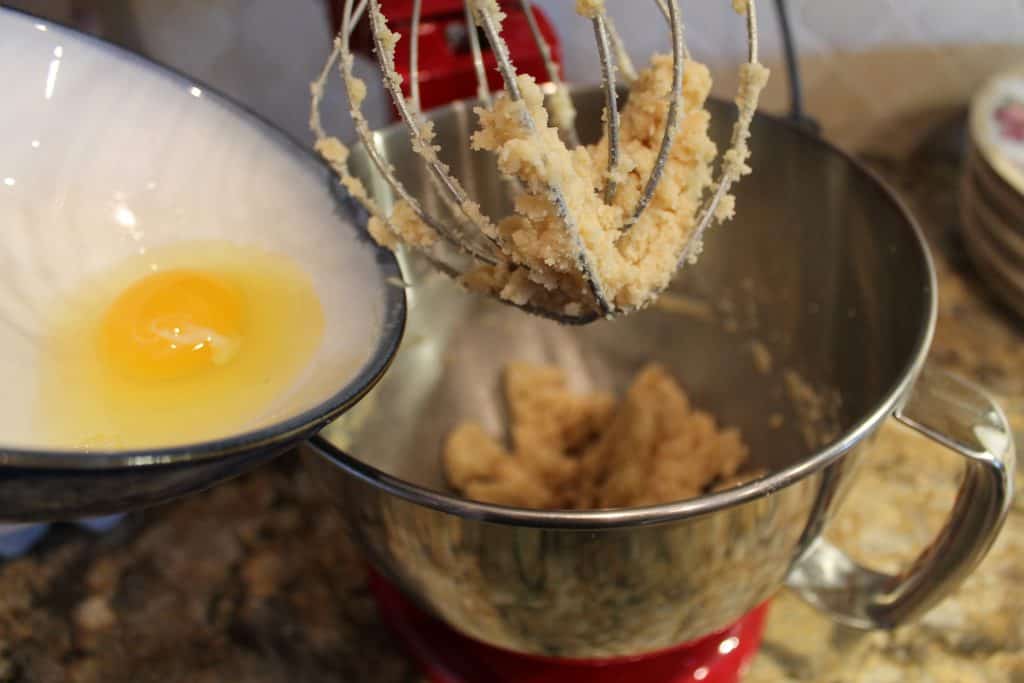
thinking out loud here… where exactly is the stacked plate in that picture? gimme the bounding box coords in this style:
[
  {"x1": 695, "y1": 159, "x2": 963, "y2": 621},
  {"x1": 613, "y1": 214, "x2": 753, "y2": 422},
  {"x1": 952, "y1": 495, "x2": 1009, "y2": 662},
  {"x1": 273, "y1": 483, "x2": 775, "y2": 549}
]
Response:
[{"x1": 961, "y1": 65, "x2": 1024, "y2": 319}]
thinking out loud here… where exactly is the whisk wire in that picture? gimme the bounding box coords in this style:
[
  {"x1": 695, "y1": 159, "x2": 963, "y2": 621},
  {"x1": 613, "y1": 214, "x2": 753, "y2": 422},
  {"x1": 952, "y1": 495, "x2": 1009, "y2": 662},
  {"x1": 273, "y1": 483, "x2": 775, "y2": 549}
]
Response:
[
  {"x1": 331, "y1": 0, "x2": 497, "y2": 263},
  {"x1": 604, "y1": 16, "x2": 637, "y2": 83},
  {"x1": 471, "y1": 0, "x2": 613, "y2": 315},
  {"x1": 463, "y1": 0, "x2": 492, "y2": 105},
  {"x1": 678, "y1": 0, "x2": 761, "y2": 267},
  {"x1": 367, "y1": 0, "x2": 501, "y2": 260},
  {"x1": 592, "y1": 13, "x2": 620, "y2": 204},
  {"x1": 619, "y1": 0, "x2": 685, "y2": 233},
  {"x1": 519, "y1": 0, "x2": 578, "y2": 146},
  {"x1": 409, "y1": 0, "x2": 422, "y2": 112}
]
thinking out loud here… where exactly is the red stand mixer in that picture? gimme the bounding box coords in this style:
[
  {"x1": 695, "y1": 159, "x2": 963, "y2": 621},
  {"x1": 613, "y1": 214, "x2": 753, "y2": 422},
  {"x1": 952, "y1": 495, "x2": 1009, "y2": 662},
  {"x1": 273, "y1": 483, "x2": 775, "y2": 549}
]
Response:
[
  {"x1": 369, "y1": 570, "x2": 769, "y2": 683},
  {"x1": 332, "y1": 0, "x2": 560, "y2": 113},
  {"x1": 332, "y1": 2, "x2": 770, "y2": 680}
]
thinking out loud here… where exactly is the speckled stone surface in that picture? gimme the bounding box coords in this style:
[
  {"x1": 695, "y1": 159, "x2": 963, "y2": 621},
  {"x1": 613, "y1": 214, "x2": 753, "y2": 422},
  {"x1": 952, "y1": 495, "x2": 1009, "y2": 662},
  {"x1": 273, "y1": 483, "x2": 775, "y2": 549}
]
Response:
[{"x1": 0, "y1": 118, "x2": 1021, "y2": 683}]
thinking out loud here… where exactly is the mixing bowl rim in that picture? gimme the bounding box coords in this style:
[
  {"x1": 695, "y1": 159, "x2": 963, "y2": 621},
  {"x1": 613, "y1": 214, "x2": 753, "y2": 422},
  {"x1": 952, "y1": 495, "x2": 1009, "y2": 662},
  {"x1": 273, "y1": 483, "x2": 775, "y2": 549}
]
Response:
[
  {"x1": 312, "y1": 91, "x2": 938, "y2": 528},
  {"x1": 0, "y1": 8, "x2": 408, "y2": 469}
]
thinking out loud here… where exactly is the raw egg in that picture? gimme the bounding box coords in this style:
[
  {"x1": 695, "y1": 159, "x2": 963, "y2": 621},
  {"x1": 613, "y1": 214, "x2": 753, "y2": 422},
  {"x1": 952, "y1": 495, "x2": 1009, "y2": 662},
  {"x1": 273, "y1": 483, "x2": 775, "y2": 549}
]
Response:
[{"x1": 39, "y1": 241, "x2": 325, "y2": 449}]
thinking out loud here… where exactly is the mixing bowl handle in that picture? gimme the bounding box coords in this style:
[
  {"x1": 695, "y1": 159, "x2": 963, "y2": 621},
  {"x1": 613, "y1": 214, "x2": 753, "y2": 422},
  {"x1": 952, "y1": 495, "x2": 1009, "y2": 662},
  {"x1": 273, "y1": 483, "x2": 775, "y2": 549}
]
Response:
[{"x1": 785, "y1": 364, "x2": 1015, "y2": 629}]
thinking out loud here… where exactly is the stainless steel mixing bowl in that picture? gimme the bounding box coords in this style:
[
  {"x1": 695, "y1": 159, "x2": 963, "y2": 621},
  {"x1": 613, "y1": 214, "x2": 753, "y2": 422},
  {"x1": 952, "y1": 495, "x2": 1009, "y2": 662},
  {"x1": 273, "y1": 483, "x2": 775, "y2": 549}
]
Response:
[{"x1": 306, "y1": 88, "x2": 1015, "y2": 658}]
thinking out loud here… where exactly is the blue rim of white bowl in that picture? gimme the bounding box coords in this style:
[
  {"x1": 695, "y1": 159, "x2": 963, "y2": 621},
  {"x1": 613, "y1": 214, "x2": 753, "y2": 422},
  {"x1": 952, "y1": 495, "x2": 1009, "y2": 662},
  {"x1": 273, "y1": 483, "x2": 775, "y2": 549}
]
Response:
[{"x1": 0, "y1": 7, "x2": 408, "y2": 470}]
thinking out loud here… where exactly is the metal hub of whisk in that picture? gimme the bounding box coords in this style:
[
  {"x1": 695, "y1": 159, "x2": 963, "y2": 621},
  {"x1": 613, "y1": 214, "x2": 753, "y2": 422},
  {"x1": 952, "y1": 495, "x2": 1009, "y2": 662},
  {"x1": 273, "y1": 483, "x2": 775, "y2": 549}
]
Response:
[{"x1": 312, "y1": 0, "x2": 764, "y2": 324}]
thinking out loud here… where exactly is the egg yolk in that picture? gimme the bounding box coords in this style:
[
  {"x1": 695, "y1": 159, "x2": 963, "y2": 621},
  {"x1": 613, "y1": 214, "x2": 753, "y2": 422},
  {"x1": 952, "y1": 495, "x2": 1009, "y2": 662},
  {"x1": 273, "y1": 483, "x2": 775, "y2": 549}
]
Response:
[{"x1": 99, "y1": 269, "x2": 244, "y2": 381}]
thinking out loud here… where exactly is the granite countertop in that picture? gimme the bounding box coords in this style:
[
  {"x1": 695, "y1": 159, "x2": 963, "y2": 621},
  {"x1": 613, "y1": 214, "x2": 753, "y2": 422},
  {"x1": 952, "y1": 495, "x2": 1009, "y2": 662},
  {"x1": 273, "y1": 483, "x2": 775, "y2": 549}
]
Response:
[{"x1": 1, "y1": 118, "x2": 1021, "y2": 683}]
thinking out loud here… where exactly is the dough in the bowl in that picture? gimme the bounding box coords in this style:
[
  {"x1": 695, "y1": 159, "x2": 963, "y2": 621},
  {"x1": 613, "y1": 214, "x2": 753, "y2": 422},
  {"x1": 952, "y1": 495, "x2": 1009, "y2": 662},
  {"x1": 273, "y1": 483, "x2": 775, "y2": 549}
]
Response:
[{"x1": 443, "y1": 362, "x2": 755, "y2": 509}]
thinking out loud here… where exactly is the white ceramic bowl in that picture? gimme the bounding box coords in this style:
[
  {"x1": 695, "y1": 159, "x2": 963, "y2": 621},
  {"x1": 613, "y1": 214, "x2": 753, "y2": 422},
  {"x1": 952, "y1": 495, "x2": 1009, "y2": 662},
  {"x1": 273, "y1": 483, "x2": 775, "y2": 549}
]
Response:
[{"x1": 0, "y1": 8, "x2": 405, "y2": 521}]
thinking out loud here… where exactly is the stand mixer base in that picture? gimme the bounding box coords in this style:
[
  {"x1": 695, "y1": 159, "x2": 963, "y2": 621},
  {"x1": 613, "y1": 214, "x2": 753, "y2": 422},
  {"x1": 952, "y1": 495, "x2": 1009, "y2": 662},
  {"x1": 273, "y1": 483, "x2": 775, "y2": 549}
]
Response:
[{"x1": 369, "y1": 572, "x2": 769, "y2": 683}]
